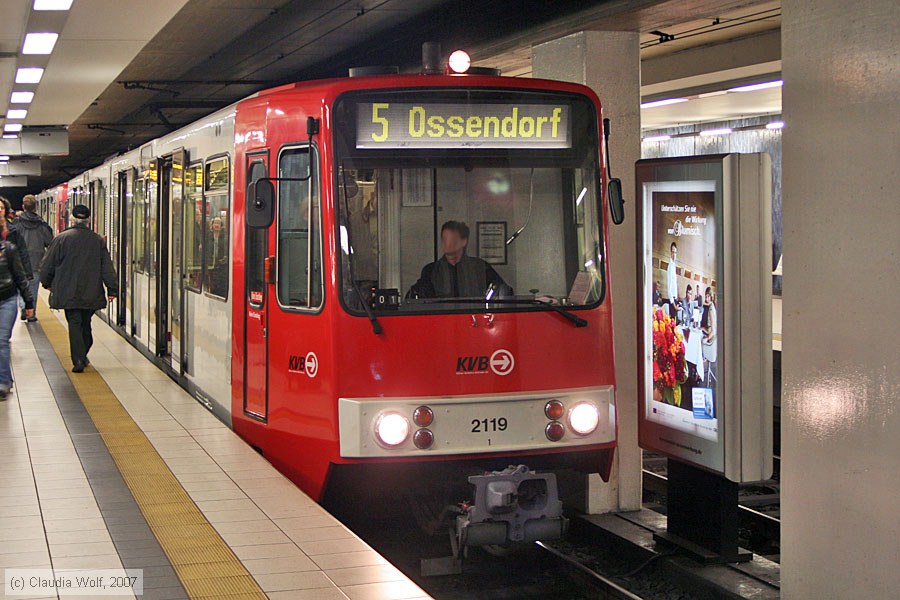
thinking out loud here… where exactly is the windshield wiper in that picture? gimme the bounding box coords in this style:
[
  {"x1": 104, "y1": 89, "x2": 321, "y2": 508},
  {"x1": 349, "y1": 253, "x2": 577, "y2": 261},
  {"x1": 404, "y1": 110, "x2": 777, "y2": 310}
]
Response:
[{"x1": 410, "y1": 297, "x2": 588, "y2": 327}]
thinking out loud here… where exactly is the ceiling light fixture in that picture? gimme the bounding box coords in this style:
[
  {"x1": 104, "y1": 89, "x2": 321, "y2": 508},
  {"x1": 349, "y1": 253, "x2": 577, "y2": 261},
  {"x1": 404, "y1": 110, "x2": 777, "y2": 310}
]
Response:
[
  {"x1": 2, "y1": 135, "x2": 18, "y2": 139},
  {"x1": 640, "y1": 98, "x2": 689, "y2": 109},
  {"x1": 643, "y1": 135, "x2": 671, "y2": 142},
  {"x1": 23, "y1": 32, "x2": 59, "y2": 55},
  {"x1": 7, "y1": 109, "x2": 27, "y2": 119},
  {"x1": 698, "y1": 90, "x2": 729, "y2": 98},
  {"x1": 699, "y1": 128, "x2": 733, "y2": 136},
  {"x1": 10, "y1": 92, "x2": 35, "y2": 104},
  {"x1": 766, "y1": 121, "x2": 785, "y2": 130},
  {"x1": 33, "y1": 0, "x2": 74, "y2": 10},
  {"x1": 728, "y1": 80, "x2": 783, "y2": 93},
  {"x1": 15, "y1": 68, "x2": 44, "y2": 84},
  {"x1": 4, "y1": 124, "x2": 24, "y2": 133}
]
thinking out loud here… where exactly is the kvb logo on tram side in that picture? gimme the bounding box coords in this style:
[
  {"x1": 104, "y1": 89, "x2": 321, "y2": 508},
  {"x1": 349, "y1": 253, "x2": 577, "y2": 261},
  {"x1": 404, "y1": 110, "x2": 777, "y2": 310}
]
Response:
[
  {"x1": 456, "y1": 349, "x2": 515, "y2": 376},
  {"x1": 288, "y1": 352, "x2": 319, "y2": 378}
]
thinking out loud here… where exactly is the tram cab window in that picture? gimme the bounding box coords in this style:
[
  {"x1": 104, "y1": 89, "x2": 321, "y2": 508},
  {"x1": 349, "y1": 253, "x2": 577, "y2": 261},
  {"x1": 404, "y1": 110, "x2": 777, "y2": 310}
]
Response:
[
  {"x1": 277, "y1": 146, "x2": 322, "y2": 310},
  {"x1": 205, "y1": 157, "x2": 230, "y2": 299},
  {"x1": 337, "y1": 165, "x2": 603, "y2": 314}
]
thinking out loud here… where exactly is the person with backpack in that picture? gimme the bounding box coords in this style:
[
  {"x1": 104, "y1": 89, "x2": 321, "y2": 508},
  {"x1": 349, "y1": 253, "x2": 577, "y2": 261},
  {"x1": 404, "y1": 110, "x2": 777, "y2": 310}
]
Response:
[{"x1": 12, "y1": 194, "x2": 53, "y2": 321}]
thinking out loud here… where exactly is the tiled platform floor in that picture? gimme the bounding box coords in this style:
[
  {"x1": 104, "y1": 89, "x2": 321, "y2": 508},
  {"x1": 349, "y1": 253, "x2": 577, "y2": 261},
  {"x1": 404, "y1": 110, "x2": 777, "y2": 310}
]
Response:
[{"x1": 0, "y1": 300, "x2": 430, "y2": 600}]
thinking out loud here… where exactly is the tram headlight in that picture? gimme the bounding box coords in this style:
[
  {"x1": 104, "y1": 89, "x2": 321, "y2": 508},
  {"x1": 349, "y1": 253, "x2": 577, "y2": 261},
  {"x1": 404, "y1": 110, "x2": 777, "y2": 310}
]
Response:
[
  {"x1": 568, "y1": 402, "x2": 600, "y2": 436},
  {"x1": 375, "y1": 412, "x2": 410, "y2": 447}
]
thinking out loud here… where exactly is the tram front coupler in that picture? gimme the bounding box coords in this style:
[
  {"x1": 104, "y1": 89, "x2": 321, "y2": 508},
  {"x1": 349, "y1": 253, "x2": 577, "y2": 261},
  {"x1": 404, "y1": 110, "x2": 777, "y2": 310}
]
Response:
[
  {"x1": 421, "y1": 465, "x2": 568, "y2": 576},
  {"x1": 456, "y1": 464, "x2": 568, "y2": 548}
]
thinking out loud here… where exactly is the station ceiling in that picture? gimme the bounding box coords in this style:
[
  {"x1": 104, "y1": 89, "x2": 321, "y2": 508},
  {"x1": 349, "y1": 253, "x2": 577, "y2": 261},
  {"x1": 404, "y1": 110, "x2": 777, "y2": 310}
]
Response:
[{"x1": 1, "y1": 0, "x2": 780, "y2": 195}]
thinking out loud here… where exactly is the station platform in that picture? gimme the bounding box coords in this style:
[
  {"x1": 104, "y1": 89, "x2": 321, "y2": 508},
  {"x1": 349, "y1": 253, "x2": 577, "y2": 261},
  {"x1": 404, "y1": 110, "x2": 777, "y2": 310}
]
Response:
[{"x1": 1, "y1": 297, "x2": 431, "y2": 600}]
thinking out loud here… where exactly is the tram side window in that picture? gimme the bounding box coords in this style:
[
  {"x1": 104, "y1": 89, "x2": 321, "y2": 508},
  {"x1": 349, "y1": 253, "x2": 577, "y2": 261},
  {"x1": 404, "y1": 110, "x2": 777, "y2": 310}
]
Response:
[
  {"x1": 205, "y1": 157, "x2": 230, "y2": 299},
  {"x1": 133, "y1": 180, "x2": 146, "y2": 273},
  {"x1": 184, "y1": 163, "x2": 204, "y2": 292},
  {"x1": 277, "y1": 147, "x2": 321, "y2": 309}
]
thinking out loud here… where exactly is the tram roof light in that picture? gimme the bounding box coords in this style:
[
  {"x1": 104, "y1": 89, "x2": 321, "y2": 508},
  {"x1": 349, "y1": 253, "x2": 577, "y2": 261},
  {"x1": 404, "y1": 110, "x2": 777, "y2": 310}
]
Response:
[
  {"x1": 15, "y1": 68, "x2": 44, "y2": 84},
  {"x1": 10, "y1": 92, "x2": 34, "y2": 104},
  {"x1": 7, "y1": 109, "x2": 27, "y2": 120},
  {"x1": 640, "y1": 98, "x2": 688, "y2": 109},
  {"x1": 4, "y1": 124, "x2": 23, "y2": 133},
  {"x1": 448, "y1": 50, "x2": 471, "y2": 74},
  {"x1": 23, "y1": 32, "x2": 59, "y2": 55},
  {"x1": 2, "y1": 135, "x2": 18, "y2": 139},
  {"x1": 34, "y1": 0, "x2": 73, "y2": 10}
]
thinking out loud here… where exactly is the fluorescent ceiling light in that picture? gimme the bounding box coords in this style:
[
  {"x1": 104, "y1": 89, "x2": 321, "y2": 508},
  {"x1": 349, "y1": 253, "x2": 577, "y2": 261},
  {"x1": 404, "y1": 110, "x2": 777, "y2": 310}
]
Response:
[
  {"x1": 4, "y1": 124, "x2": 24, "y2": 133},
  {"x1": 698, "y1": 90, "x2": 728, "y2": 98},
  {"x1": 728, "y1": 80, "x2": 783, "y2": 93},
  {"x1": 33, "y1": 0, "x2": 73, "y2": 10},
  {"x1": 2, "y1": 135, "x2": 18, "y2": 139},
  {"x1": 643, "y1": 135, "x2": 671, "y2": 142},
  {"x1": 15, "y1": 68, "x2": 44, "y2": 84},
  {"x1": 23, "y1": 32, "x2": 59, "y2": 55},
  {"x1": 640, "y1": 98, "x2": 689, "y2": 109},
  {"x1": 10, "y1": 92, "x2": 35, "y2": 104},
  {"x1": 700, "y1": 128, "x2": 732, "y2": 136},
  {"x1": 766, "y1": 121, "x2": 785, "y2": 130},
  {"x1": 7, "y1": 109, "x2": 27, "y2": 119},
  {"x1": 0, "y1": 156, "x2": 8, "y2": 162}
]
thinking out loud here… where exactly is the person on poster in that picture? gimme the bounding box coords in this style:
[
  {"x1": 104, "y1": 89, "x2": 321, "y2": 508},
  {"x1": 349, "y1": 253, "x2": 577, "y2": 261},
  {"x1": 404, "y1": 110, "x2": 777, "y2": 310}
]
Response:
[
  {"x1": 678, "y1": 284, "x2": 696, "y2": 327},
  {"x1": 666, "y1": 242, "x2": 679, "y2": 311},
  {"x1": 701, "y1": 286, "x2": 718, "y2": 383}
]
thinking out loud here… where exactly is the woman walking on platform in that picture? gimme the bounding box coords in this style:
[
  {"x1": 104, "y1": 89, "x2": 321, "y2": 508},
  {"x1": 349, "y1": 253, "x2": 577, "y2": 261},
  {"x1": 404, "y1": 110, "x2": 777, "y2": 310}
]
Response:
[{"x1": 0, "y1": 207, "x2": 34, "y2": 398}]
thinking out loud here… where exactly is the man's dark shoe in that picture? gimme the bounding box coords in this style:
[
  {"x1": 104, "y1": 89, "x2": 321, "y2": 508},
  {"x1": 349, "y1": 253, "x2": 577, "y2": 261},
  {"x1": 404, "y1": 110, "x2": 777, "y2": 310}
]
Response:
[
  {"x1": 19, "y1": 312, "x2": 26, "y2": 321},
  {"x1": 72, "y1": 362, "x2": 86, "y2": 373}
]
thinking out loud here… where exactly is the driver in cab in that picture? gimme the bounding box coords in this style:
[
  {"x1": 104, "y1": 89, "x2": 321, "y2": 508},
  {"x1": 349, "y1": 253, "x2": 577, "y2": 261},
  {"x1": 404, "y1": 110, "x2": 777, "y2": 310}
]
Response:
[{"x1": 409, "y1": 221, "x2": 508, "y2": 298}]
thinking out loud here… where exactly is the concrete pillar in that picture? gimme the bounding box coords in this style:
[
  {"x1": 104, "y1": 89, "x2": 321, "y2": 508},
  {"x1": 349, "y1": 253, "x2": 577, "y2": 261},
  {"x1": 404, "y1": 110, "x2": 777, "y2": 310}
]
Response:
[
  {"x1": 781, "y1": 1, "x2": 900, "y2": 597},
  {"x1": 533, "y1": 31, "x2": 642, "y2": 513}
]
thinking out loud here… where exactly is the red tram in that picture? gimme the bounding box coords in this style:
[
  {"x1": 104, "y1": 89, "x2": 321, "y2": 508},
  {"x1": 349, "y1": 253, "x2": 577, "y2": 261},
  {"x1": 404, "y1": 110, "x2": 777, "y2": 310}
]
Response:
[{"x1": 40, "y1": 50, "x2": 620, "y2": 547}]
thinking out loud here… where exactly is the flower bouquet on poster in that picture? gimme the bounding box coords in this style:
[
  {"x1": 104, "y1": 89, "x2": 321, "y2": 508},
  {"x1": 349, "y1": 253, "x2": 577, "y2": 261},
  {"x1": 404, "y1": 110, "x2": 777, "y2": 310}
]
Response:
[{"x1": 652, "y1": 308, "x2": 687, "y2": 406}]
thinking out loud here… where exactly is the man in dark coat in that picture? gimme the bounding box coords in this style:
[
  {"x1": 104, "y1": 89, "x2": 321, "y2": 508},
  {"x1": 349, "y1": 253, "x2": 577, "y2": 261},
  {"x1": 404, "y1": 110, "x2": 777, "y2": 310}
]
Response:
[
  {"x1": 40, "y1": 204, "x2": 118, "y2": 372},
  {"x1": 409, "y1": 220, "x2": 508, "y2": 298},
  {"x1": 13, "y1": 194, "x2": 53, "y2": 321}
]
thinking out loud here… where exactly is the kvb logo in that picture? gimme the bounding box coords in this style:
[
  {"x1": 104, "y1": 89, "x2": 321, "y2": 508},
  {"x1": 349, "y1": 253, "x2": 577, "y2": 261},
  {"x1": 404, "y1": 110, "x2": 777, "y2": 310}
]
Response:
[
  {"x1": 288, "y1": 352, "x2": 319, "y2": 378},
  {"x1": 456, "y1": 349, "x2": 515, "y2": 376}
]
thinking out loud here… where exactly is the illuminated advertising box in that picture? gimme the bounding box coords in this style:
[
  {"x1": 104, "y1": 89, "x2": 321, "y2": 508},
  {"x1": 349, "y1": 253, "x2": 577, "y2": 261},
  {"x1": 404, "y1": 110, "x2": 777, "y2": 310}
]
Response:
[{"x1": 637, "y1": 154, "x2": 773, "y2": 482}]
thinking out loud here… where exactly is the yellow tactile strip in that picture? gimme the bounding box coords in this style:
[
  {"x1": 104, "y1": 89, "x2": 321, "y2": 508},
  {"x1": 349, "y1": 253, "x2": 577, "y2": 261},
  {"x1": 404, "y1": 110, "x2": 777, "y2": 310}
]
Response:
[{"x1": 39, "y1": 299, "x2": 267, "y2": 600}]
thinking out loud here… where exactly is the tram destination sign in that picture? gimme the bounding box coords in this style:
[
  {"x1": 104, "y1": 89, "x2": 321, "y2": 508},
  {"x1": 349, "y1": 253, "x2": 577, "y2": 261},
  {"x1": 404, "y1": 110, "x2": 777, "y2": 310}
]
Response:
[{"x1": 356, "y1": 102, "x2": 571, "y2": 149}]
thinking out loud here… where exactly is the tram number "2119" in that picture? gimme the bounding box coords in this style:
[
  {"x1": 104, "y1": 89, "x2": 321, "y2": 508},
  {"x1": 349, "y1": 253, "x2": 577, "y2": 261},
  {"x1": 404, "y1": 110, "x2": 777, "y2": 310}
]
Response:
[{"x1": 471, "y1": 417, "x2": 508, "y2": 433}]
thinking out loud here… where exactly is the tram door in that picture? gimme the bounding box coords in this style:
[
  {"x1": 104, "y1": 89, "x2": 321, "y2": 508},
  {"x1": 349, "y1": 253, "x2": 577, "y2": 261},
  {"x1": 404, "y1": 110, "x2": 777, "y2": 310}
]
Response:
[
  {"x1": 153, "y1": 156, "x2": 173, "y2": 358},
  {"x1": 244, "y1": 155, "x2": 269, "y2": 421}
]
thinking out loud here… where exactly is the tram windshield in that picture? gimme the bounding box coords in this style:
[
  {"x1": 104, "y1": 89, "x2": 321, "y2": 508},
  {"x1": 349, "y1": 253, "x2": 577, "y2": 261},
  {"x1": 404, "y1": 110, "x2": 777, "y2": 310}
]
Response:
[{"x1": 333, "y1": 89, "x2": 605, "y2": 316}]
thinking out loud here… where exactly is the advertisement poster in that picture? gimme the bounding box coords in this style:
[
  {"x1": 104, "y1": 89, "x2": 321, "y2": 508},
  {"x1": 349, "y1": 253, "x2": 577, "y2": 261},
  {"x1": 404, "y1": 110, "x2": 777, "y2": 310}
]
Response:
[{"x1": 647, "y1": 189, "x2": 719, "y2": 441}]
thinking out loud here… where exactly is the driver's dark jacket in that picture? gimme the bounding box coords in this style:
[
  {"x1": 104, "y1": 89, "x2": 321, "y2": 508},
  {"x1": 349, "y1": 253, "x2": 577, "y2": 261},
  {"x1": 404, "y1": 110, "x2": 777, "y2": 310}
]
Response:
[{"x1": 410, "y1": 254, "x2": 506, "y2": 298}]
